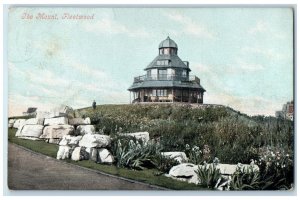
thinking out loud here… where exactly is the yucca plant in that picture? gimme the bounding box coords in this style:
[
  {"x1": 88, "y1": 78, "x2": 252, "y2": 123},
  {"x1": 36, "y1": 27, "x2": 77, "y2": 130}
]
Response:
[
  {"x1": 111, "y1": 136, "x2": 162, "y2": 170},
  {"x1": 195, "y1": 163, "x2": 222, "y2": 189}
]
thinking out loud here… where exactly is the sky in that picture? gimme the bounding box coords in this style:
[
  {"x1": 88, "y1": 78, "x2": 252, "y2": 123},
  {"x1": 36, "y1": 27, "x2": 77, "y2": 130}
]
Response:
[{"x1": 7, "y1": 7, "x2": 294, "y2": 116}]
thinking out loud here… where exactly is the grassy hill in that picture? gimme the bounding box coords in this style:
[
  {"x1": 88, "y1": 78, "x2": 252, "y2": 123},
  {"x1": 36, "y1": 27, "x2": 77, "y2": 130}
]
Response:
[{"x1": 77, "y1": 103, "x2": 294, "y2": 164}]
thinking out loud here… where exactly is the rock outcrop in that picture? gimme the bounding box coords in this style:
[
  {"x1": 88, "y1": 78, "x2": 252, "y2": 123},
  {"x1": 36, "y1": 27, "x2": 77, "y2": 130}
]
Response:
[
  {"x1": 40, "y1": 125, "x2": 74, "y2": 139},
  {"x1": 44, "y1": 117, "x2": 68, "y2": 126},
  {"x1": 79, "y1": 134, "x2": 111, "y2": 148},
  {"x1": 161, "y1": 152, "x2": 188, "y2": 163},
  {"x1": 121, "y1": 132, "x2": 150, "y2": 143},
  {"x1": 13, "y1": 119, "x2": 26, "y2": 129},
  {"x1": 75, "y1": 125, "x2": 95, "y2": 135},
  {"x1": 18, "y1": 125, "x2": 44, "y2": 138},
  {"x1": 98, "y1": 148, "x2": 114, "y2": 164}
]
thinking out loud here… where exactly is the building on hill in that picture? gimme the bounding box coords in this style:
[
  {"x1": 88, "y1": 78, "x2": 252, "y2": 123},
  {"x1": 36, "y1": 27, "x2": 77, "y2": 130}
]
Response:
[
  {"x1": 22, "y1": 107, "x2": 37, "y2": 116},
  {"x1": 275, "y1": 100, "x2": 294, "y2": 120},
  {"x1": 128, "y1": 37, "x2": 206, "y2": 103}
]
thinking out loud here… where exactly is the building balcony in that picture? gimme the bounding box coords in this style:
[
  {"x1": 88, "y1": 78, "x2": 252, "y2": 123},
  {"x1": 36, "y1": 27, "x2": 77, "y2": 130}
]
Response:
[{"x1": 133, "y1": 74, "x2": 200, "y2": 84}]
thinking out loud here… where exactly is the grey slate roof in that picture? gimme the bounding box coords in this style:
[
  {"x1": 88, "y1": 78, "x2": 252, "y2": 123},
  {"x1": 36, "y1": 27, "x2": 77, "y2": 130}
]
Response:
[
  {"x1": 145, "y1": 54, "x2": 190, "y2": 71},
  {"x1": 128, "y1": 80, "x2": 206, "y2": 91},
  {"x1": 159, "y1": 36, "x2": 178, "y2": 49}
]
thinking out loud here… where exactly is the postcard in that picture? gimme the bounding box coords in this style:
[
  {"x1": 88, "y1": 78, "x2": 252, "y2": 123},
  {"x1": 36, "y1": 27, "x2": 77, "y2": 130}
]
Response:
[{"x1": 6, "y1": 6, "x2": 294, "y2": 191}]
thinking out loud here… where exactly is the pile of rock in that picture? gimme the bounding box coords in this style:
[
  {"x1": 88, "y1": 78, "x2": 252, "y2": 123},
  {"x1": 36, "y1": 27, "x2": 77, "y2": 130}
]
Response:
[
  {"x1": 10, "y1": 108, "x2": 152, "y2": 165},
  {"x1": 57, "y1": 132, "x2": 114, "y2": 164},
  {"x1": 166, "y1": 162, "x2": 259, "y2": 190}
]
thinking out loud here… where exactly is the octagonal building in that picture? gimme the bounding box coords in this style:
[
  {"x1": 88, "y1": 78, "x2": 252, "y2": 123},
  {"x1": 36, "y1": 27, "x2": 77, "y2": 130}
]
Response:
[{"x1": 128, "y1": 37, "x2": 206, "y2": 103}]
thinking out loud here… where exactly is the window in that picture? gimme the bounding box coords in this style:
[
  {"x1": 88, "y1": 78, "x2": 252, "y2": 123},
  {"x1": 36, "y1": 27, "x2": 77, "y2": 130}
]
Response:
[
  {"x1": 157, "y1": 60, "x2": 169, "y2": 66},
  {"x1": 182, "y1": 70, "x2": 187, "y2": 77},
  {"x1": 152, "y1": 89, "x2": 156, "y2": 96},
  {"x1": 158, "y1": 69, "x2": 167, "y2": 80},
  {"x1": 147, "y1": 70, "x2": 151, "y2": 77},
  {"x1": 156, "y1": 89, "x2": 167, "y2": 96}
]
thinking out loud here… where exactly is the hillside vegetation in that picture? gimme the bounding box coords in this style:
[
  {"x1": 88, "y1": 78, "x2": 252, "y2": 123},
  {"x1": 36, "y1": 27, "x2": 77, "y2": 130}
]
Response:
[{"x1": 77, "y1": 104, "x2": 294, "y2": 165}]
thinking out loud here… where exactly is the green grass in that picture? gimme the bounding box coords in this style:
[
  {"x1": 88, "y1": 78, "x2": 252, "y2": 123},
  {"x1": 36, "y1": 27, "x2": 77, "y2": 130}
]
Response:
[
  {"x1": 8, "y1": 128, "x2": 202, "y2": 190},
  {"x1": 77, "y1": 104, "x2": 293, "y2": 164},
  {"x1": 8, "y1": 115, "x2": 33, "y2": 120}
]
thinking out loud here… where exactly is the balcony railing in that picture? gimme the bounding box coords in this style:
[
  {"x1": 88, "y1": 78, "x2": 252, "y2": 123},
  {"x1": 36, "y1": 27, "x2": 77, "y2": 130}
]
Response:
[{"x1": 133, "y1": 74, "x2": 200, "y2": 84}]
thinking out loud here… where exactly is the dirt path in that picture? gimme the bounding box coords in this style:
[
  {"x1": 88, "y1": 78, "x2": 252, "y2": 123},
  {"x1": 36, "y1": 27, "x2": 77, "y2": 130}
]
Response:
[{"x1": 8, "y1": 143, "x2": 164, "y2": 190}]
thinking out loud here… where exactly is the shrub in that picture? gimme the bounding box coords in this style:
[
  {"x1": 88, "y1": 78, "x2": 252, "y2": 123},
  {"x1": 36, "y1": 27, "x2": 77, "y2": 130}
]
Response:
[
  {"x1": 257, "y1": 147, "x2": 294, "y2": 190},
  {"x1": 110, "y1": 135, "x2": 162, "y2": 170},
  {"x1": 230, "y1": 163, "x2": 261, "y2": 190},
  {"x1": 152, "y1": 153, "x2": 179, "y2": 174},
  {"x1": 195, "y1": 162, "x2": 222, "y2": 189}
]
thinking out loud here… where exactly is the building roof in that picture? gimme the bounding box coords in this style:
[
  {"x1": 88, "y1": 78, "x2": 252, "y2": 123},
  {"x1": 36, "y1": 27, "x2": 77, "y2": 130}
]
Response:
[
  {"x1": 128, "y1": 80, "x2": 206, "y2": 91},
  {"x1": 159, "y1": 36, "x2": 178, "y2": 49},
  {"x1": 145, "y1": 54, "x2": 190, "y2": 71},
  {"x1": 26, "y1": 107, "x2": 37, "y2": 113}
]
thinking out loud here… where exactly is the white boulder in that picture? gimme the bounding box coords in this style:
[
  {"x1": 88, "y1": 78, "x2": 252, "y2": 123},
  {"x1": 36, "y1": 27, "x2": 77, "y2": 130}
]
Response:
[
  {"x1": 44, "y1": 117, "x2": 68, "y2": 126},
  {"x1": 15, "y1": 125, "x2": 25, "y2": 137},
  {"x1": 8, "y1": 119, "x2": 16, "y2": 128},
  {"x1": 36, "y1": 111, "x2": 52, "y2": 119},
  {"x1": 76, "y1": 125, "x2": 95, "y2": 135},
  {"x1": 71, "y1": 147, "x2": 82, "y2": 161},
  {"x1": 19, "y1": 125, "x2": 44, "y2": 138},
  {"x1": 161, "y1": 152, "x2": 188, "y2": 163},
  {"x1": 57, "y1": 146, "x2": 71, "y2": 160},
  {"x1": 216, "y1": 164, "x2": 238, "y2": 175},
  {"x1": 40, "y1": 125, "x2": 74, "y2": 139},
  {"x1": 25, "y1": 118, "x2": 44, "y2": 125},
  {"x1": 98, "y1": 148, "x2": 114, "y2": 164},
  {"x1": 13, "y1": 119, "x2": 26, "y2": 129},
  {"x1": 69, "y1": 118, "x2": 91, "y2": 125},
  {"x1": 79, "y1": 133, "x2": 111, "y2": 148},
  {"x1": 121, "y1": 132, "x2": 150, "y2": 143},
  {"x1": 84, "y1": 117, "x2": 91, "y2": 124},
  {"x1": 59, "y1": 135, "x2": 82, "y2": 146},
  {"x1": 71, "y1": 147, "x2": 89, "y2": 161},
  {"x1": 42, "y1": 105, "x2": 75, "y2": 119},
  {"x1": 168, "y1": 163, "x2": 199, "y2": 185}
]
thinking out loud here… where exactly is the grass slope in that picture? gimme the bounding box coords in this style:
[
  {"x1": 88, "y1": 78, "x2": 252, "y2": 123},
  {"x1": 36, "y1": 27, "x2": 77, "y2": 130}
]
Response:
[{"x1": 77, "y1": 104, "x2": 293, "y2": 164}]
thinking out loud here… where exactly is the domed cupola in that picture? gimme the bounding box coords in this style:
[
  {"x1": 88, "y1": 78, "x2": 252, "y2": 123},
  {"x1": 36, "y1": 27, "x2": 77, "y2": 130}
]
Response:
[{"x1": 158, "y1": 36, "x2": 178, "y2": 55}]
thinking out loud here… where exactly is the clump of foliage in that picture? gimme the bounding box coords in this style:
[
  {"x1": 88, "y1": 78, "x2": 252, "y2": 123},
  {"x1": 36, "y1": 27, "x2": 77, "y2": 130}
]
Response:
[
  {"x1": 110, "y1": 135, "x2": 162, "y2": 170},
  {"x1": 152, "y1": 153, "x2": 179, "y2": 174},
  {"x1": 195, "y1": 158, "x2": 226, "y2": 189},
  {"x1": 256, "y1": 147, "x2": 294, "y2": 190},
  {"x1": 230, "y1": 163, "x2": 261, "y2": 190},
  {"x1": 185, "y1": 144, "x2": 212, "y2": 164}
]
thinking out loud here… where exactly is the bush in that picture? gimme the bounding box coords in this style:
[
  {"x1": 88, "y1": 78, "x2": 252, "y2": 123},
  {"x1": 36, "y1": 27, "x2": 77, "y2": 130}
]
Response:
[
  {"x1": 195, "y1": 163, "x2": 222, "y2": 189},
  {"x1": 230, "y1": 164, "x2": 261, "y2": 190},
  {"x1": 110, "y1": 135, "x2": 162, "y2": 170},
  {"x1": 152, "y1": 153, "x2": 179, "y2": 174},
  {"x1": 79, "y1": 104, "x2": 294, "y2": 166}
]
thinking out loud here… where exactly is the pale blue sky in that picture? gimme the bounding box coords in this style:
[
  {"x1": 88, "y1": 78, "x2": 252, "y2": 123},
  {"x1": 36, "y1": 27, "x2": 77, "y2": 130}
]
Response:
[{"x1": 8, "y1": 7, "x2": 293, "y2": 116}]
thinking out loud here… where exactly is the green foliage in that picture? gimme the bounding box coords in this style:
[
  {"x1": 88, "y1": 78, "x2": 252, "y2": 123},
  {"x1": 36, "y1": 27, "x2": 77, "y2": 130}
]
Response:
[
  {"x1": 195, "y1": 163, "x2": 222, "y2": 189},
  {"x1": 230, "y1": 164, "x2": 261, "y2": 190},
  {"x1": 110, "y1": 135, "x2": 162, "y2": 170},
  {"x1": 152, "y1": 153, "x2": 179, "y2": 174},
  {"x1": 78, "y1": 104, "x2": 293, "y2": 166},
  {"x1": 257, "y1": 147, "x2": 294, "y2": 190}
]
